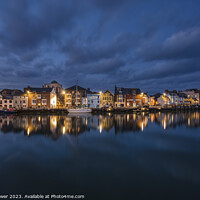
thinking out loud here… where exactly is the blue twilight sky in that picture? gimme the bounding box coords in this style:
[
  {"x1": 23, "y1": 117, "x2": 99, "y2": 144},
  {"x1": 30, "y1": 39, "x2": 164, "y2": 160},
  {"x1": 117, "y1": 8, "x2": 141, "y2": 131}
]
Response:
[{"x1": 0, "y1": 0, "x2": 199, "y2": 94}]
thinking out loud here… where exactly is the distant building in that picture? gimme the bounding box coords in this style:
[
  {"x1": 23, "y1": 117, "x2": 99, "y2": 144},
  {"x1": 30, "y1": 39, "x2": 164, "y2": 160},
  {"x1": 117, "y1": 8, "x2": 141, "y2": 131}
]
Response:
[
  {"x1": 43, "y1": 80, "x2": 63, "y2": 93},
  {"x1": 157, "y1": 90, "x2": 187, "y2": 106},
  {"x1": 101, "y1": 90, "x2": 114, "y2": 108},
  {"x1": 182, "y1": 89, "x2": 200, "y2": 105},
  {"x1": 24, "y1": 87, "x2": 57, "y2": 109},
  {"x1": 0, "y1": 89, "x2": 23, "y2": 96},
  {"x1": 87, "y1": 93, "x2": 101, "y2": 108}
]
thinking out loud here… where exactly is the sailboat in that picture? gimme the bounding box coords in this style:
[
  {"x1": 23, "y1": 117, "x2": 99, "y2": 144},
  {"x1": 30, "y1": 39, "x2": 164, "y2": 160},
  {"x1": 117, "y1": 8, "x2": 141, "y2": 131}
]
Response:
[{"x1": 67, "y1": 81, "x2": 92, "y2": 113}]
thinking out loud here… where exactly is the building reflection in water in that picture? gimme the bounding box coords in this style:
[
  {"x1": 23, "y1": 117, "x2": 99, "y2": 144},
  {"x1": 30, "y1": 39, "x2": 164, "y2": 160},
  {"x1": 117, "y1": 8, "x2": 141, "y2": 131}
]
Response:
[{"x1": 0, "y1": 112, "x2": 199, "y2": 139}]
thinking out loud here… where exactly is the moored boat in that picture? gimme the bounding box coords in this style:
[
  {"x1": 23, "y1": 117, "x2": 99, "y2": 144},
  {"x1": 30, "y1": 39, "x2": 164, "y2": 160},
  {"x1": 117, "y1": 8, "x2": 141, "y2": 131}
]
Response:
[
  {"x1": 3, "y1": 108, "x2": 16, "y2": 114},
  {"x1": 68, "y1": 108, "x2": 92, "y2": 113},
  {"x1": 4, "y1": 110, "x2": 17, "y2": 114}
]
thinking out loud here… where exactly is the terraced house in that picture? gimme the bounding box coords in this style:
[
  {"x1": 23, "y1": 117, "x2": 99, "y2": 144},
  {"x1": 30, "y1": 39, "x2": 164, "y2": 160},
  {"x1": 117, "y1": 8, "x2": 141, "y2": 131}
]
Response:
[
  {"x1": 182, "y1": 89, "x2": 200, "y2": 105},
  {"x1": 13, "y1": 93, "x2": 29, "y2": 110},
  {"x1": 1, "y1": 95, "x2": 13, "y2": 109},
  {"x1": 87, "y1": 92, "x2": 101, "y2": 108},
  {"x1": 115, "y1": 86, "x2": 146, "y2": 107},
  {"x1": 101, "y1": 90, "x2": 114, "y2": 108},
  {"x1": 24, "y1": 87, "x2": 57, "y2": 109},
  {"x1": 65, "y1": 85, "x2": 93, "y2": 108}
]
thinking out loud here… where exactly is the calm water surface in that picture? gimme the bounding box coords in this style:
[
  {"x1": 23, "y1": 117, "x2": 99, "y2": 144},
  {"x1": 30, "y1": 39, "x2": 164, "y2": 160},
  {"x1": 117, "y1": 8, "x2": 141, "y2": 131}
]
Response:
[{"x1": 0, "y1": 112, "x2": 200, "y2": 200}]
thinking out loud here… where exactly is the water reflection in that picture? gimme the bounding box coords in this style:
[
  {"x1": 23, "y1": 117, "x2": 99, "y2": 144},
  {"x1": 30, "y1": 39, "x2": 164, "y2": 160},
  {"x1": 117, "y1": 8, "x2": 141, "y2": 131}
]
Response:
[{"x1": 0, "y1": 112, "x2": 199, "y2": 138}]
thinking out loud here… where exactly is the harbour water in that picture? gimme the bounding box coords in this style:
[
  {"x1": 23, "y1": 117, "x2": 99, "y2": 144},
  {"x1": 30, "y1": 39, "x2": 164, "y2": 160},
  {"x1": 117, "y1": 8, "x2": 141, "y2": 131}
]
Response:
[{"x1": 0, "y1": 112, "x2": 200, "y2": 199}]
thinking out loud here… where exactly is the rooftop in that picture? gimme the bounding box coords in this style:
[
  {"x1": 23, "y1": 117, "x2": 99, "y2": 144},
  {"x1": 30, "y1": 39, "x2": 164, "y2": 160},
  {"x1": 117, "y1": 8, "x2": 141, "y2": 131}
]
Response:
[
  {"x1": 51, "y1": 80, "x2": 58, "y2": 84},
  {"x1": 115, "y1": 86, "x2": 141, "y2": 95},
  {"x1": 66, "y1": 85, "x2": 93, "y2": 93},
  {"x1": 24, "y1": 87, "x2": 53, "y2": 93}
]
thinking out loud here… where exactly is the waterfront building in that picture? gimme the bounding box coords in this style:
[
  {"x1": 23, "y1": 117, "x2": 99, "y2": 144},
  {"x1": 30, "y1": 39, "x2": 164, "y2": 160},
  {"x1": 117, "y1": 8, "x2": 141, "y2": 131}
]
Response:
[
  {"x1": 135, "y1": 92, "x2": 149, "y2": 106},
  {"x1": 149, "y1": 93, "x2": 162, "y2": 106},
  {"x1": 157, "y1": 94, "x2": 170, "y2": 106},
  {"x1": 81, "y1": 97, "x2": 87, "y2": 107},
  {"x1": 43, "y1": 80, "x2": 65, "y2": 108},
  {"x1": 87, "y1": 92, "x2": 101, "y2": 108},
  {"x1": 114, "y1": 87, "x2": 126, "y2": 107},
  {"x1": 177, "y1": 92, "x2": 187, "y2": 105},
  {"x1": 24, "y1": 87, "x2": 57, "y2": 109},
  {"x1": 0, "y1": 90, "x2": 28, "y2": 110},
  {"x1": 182, "y1": 89, "x2": 200, "y2": 105},
  {"x1": 65, "y1": 85, "x2": 92, "y2": 108},
  {"x1": 101, "y1": 90, "x2": 114, "y2": 108},
  {"x1": 65, "y1": 92, "x2": 72, "y2": 108},
  {"x1": 13, "y1": 93, "x2": 29, "y2": 110},
  {"x1": 184, "y1": 97, "x2": 198, "y2": 105},
  {"x1": 157, "y1": 90, "x2": 187, "y2": 106},
  {"x1": 56, "y1": 92, "x2": 66, "y2": 108},
  {"x1": 114, "y1": 86, "x2": 144, "y2": 107},
  {"x1": 165, "y1": 90, "x2": 187, "y2": 105},
  {"x1": 1, "y1": 95, "x2": 13, "y2": 109}
]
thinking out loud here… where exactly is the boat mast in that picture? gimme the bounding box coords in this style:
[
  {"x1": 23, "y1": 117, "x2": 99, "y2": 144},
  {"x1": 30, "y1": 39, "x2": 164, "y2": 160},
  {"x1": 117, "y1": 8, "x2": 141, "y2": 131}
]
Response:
[{"x1": 76, "y1": 80, "x2": 78, "y2": 107}]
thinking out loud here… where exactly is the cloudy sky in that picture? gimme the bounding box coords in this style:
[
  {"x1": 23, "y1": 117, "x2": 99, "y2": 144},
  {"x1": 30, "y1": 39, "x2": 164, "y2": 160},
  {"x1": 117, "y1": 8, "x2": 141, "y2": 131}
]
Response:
[{"x1": 0, "y1": 0, "x2": 199, "y2": 94}]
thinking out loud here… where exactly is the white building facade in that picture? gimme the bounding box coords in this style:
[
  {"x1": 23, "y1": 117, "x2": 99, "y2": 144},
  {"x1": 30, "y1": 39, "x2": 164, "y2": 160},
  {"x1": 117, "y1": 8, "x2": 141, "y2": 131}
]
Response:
[
  {"x1": 87, "y1": 93, "x2": 101, "y2": 108},
  {"x1": 1, "y1": 95, "x2": 13, "y2": 109},
  {"x1": 13, "y1": 94, "x2": 29, "y2": 110},
  {"x1": 157, "y1": 91, "x2": 186, "y2": 106}
]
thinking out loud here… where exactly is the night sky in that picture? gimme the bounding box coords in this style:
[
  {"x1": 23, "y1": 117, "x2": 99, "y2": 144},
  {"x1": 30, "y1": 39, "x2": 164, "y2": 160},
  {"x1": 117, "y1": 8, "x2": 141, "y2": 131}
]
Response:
[{"x1": 0, "y1": 0, "x2": 199, "y2": 94}]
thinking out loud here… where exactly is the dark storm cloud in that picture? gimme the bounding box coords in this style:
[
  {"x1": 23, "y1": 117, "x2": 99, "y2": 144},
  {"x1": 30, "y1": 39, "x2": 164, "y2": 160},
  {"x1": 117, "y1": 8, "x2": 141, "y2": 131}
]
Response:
[
  {"x1": 15, "y1": 68, "x2": 41, "y2": 78},
  {"x1": 19, "y1": 50, "x2": 40, "y2": 62},
  {"x1": 76, "y1": 58, "x2": 125, "y2": 75},
  {"x1": 63, "y1": 33, "x2": 137, "y2": 65},
  {"x1": 133, "y1": 59, "x2": 200, "y2": 81},
  {"x1": 0, "y1": 0, "x2": 81, "y2": 51},
  {"x1": 0, "y1": 0, "x2": 199, "y2": 92},
  {"x1": 136, "y1": 27, "x2": 200, "y2": 61}
]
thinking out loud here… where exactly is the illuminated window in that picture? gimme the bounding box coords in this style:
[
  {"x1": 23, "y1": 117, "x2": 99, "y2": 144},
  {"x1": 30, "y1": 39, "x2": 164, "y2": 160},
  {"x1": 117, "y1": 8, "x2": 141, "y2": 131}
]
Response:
[
  {"x1": 42, "y1": 99, "x2": 47, "y2": 105},
  {"x1": 32, "y1": 99, "x2": 37, "y2": 105}
]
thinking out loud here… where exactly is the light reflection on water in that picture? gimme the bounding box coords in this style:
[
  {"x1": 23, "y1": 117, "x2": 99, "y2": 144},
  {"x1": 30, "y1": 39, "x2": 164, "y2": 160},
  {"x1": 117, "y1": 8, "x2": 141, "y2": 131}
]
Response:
[
  {"x1": 0, "y1": 112, "x2": 200, "y2": 200},
  {"x1": 0, "y1": 112, "x2": 199, "y2": 138}
]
